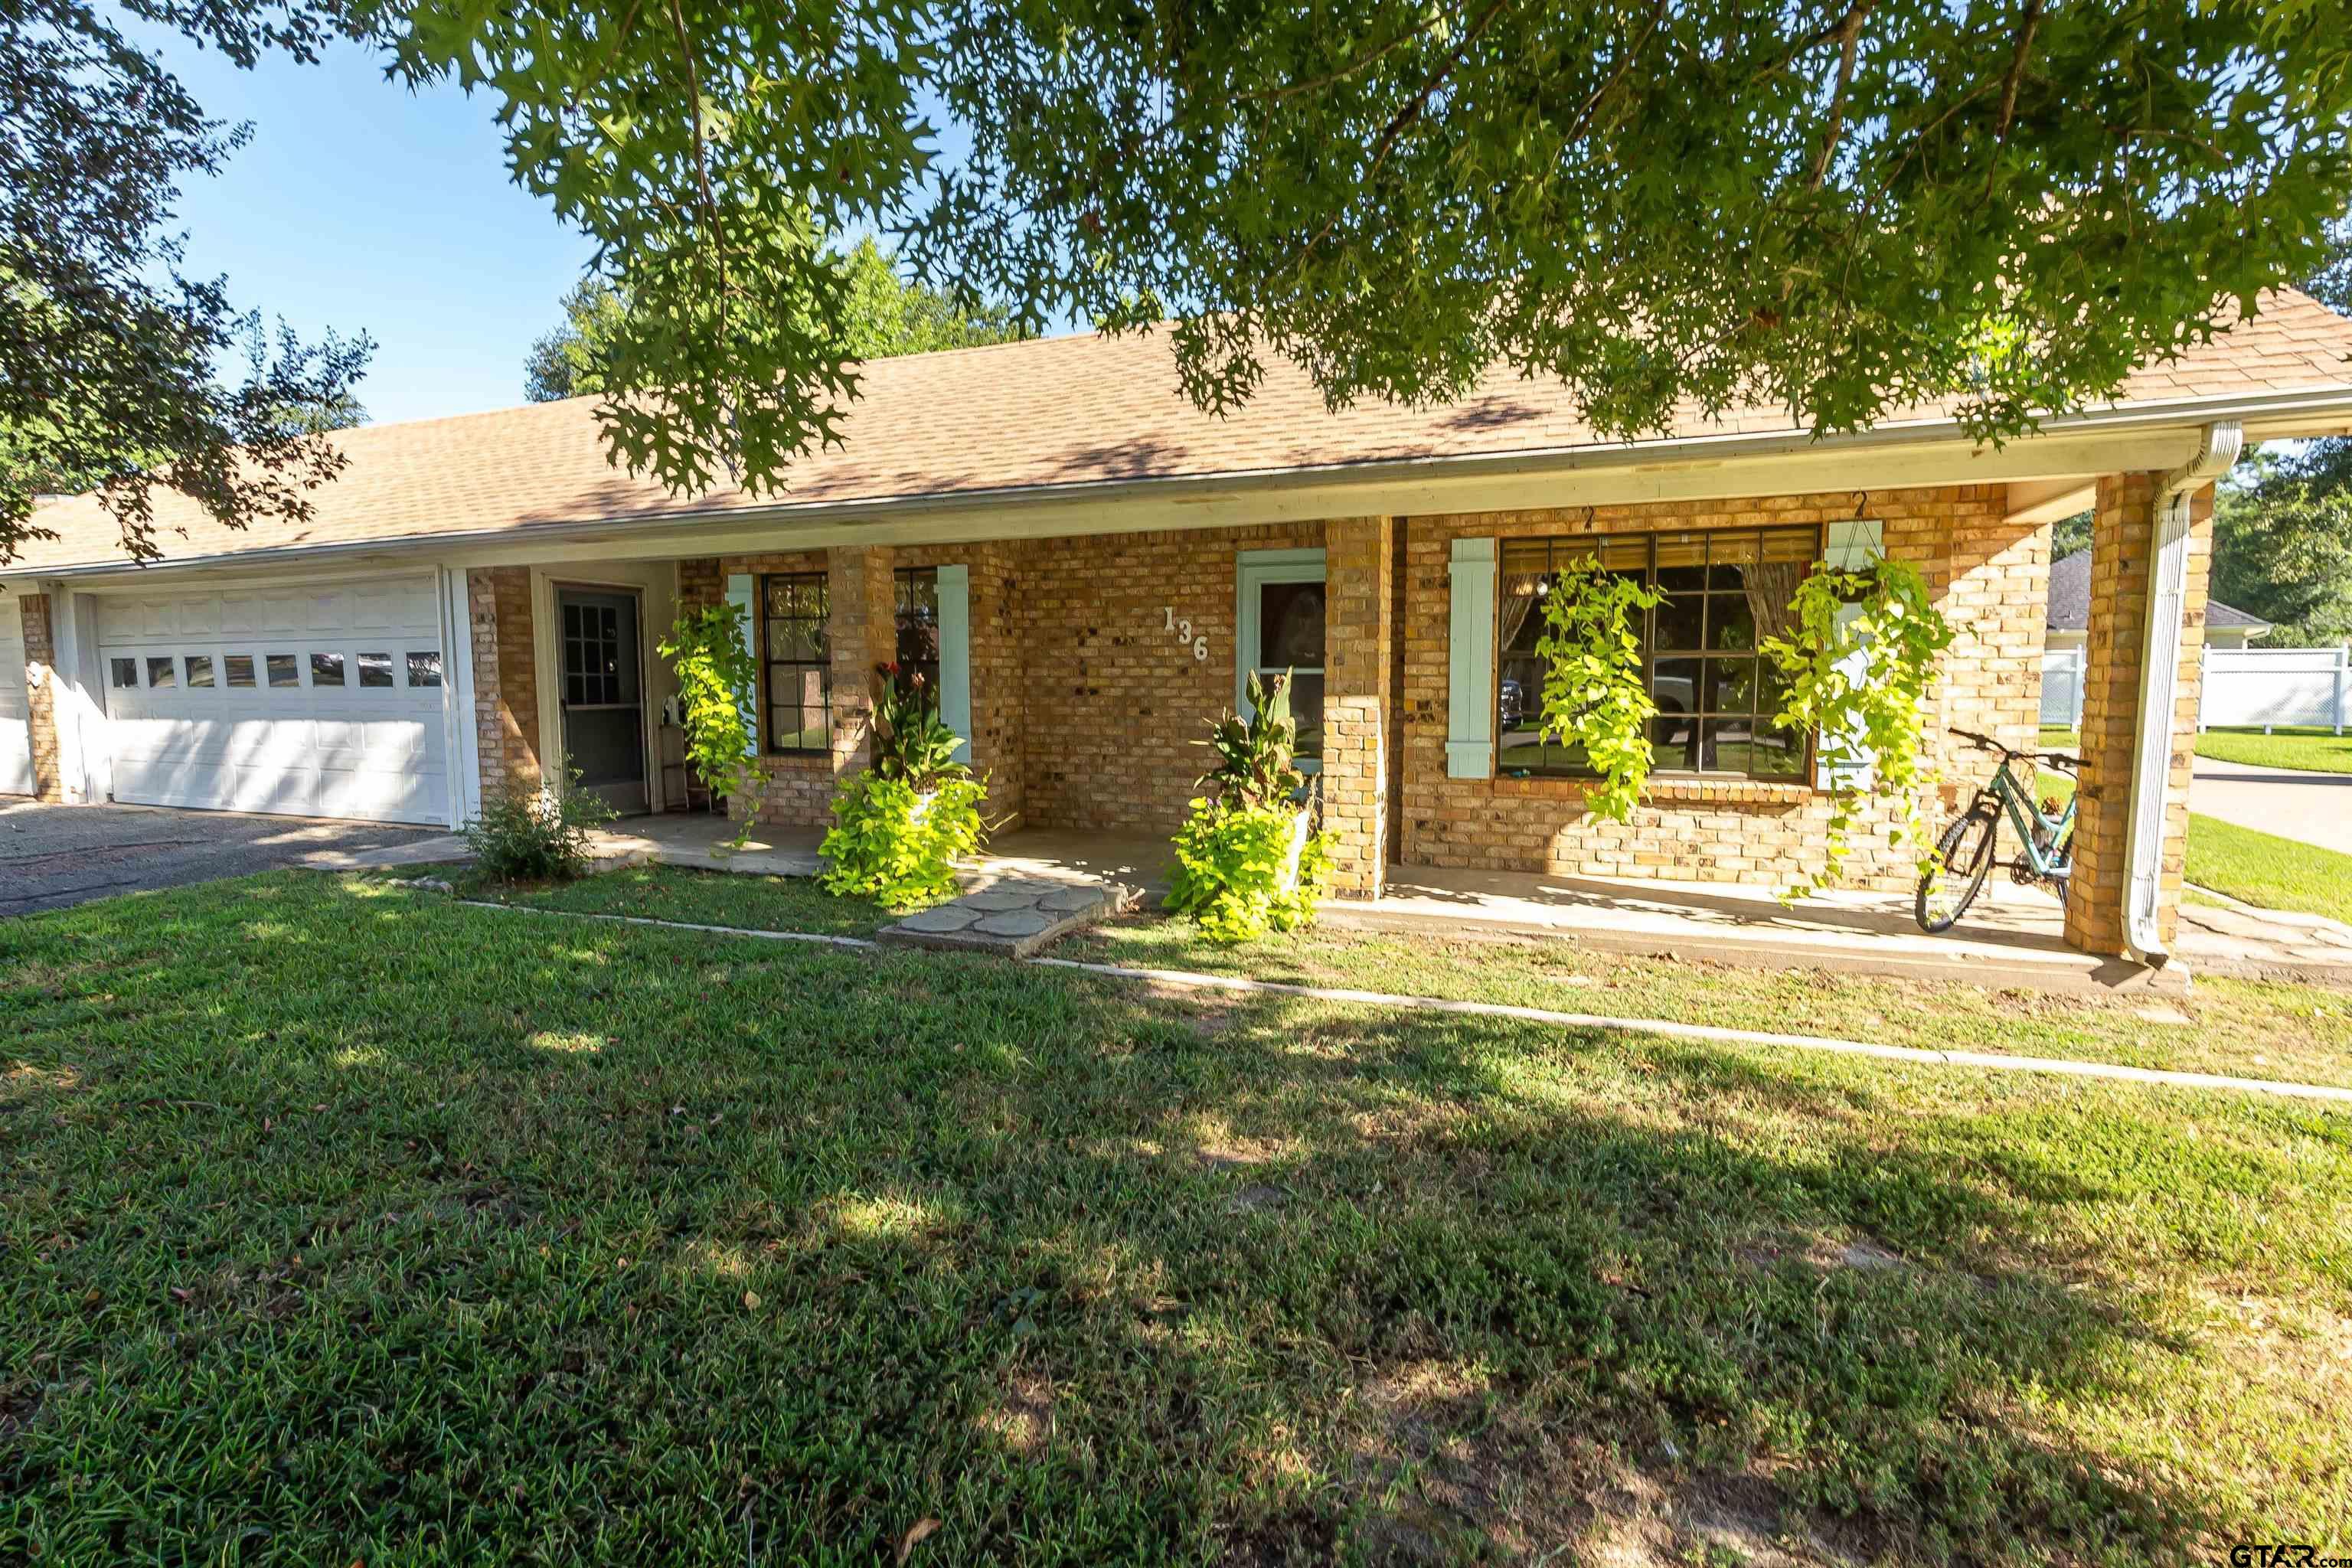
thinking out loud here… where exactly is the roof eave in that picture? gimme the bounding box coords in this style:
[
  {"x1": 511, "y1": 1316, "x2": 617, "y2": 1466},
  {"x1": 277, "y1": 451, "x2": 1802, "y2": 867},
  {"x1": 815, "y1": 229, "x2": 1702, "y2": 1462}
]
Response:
[{"x1": 16, "y1": 381, "x2": 2352, "y2": 584}]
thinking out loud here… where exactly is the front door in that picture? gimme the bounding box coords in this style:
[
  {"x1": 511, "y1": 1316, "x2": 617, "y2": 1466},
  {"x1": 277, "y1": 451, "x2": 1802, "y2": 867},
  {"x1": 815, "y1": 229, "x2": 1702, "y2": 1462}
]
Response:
[{"x1": 558, "y1": 588, "x2": 648, "y2": 815}]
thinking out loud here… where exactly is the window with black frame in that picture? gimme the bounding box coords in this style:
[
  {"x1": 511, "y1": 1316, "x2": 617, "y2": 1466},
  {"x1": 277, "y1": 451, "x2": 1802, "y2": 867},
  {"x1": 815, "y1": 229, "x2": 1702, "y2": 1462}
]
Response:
[
  {"x1": 894, "y1": 567, "x2": 939, "y2": 710},
  {"x1": 1496, "y1": 525, "x2": 1818, "y2": 780},
  {"x1": 762, "y1": 573, "x2": 831, "y2": 754}
]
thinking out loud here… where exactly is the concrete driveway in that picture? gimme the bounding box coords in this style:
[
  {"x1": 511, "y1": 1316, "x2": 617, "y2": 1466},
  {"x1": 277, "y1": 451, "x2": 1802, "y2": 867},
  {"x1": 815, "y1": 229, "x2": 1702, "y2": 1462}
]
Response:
[
  {"x1": 0, "y1": 801, "x2": 456, "y2": 916},
  {"x1": 2190, "y1": 760, "x2": 2352, "y2": 856}
]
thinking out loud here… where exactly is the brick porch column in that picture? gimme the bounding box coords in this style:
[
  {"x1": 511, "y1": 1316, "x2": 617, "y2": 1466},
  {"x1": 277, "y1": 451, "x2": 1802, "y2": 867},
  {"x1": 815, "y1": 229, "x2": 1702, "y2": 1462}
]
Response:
[
  {"x1": 1322, "y1": 517, "x2": 1396, "y2": 898},
  {"x1": 20, "y1": 593, "x2": 65, "y2": 802},
  {"x1": 827, "y1": 544, "x2": 896, "y2": 777},
  {"x1": 2062, "y1": 474, "x2": 2212, "y2": 956},
  {"x1": 466, "y1": 567, "x2": 543, "y2": 797}
]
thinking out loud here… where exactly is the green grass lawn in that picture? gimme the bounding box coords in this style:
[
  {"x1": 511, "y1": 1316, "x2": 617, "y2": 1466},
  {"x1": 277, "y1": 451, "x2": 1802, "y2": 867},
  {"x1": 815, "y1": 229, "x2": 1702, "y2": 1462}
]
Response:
[
  {"x1": 2194, "y1": 727, "x2": 2352, "y2": 775},
  {"x1": 450, "y1": 860, "x2": 892, "y2": 937},
  {"x1": 6, "y1": 873, "x2": 2351, "y2": 1564},
  {"x1": 2185, "y1": 814, "x2": 2352, "y2": 926}
]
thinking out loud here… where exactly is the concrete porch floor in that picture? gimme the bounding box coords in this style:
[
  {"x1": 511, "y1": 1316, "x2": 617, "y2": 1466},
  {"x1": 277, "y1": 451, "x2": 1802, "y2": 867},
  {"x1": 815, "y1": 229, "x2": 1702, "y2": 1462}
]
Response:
[{"x1": 580, "y1": 813, "x2": 2352, "y2": 993}]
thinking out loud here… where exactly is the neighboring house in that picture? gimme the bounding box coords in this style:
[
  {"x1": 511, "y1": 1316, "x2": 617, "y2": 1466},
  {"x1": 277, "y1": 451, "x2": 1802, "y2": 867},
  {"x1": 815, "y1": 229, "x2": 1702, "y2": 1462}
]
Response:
[
  {"x1": 2043, "y1": 547, "x2": 2272, "y2": 653},
  {"x1": 2039, "y1": 547, "x2": 2275, "y2": 727},
  {"x1": 8, "y1": 288, "x2": 2352, "y2": 964}
]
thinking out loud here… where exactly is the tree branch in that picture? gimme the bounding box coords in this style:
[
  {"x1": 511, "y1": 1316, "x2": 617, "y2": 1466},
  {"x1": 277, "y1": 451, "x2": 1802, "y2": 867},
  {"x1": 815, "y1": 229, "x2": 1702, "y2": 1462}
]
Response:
[
  {"x1": 1808, "y1": 2, "x2": 1872, "y2": 192},
  {"x1": 1984, "y1": 0, "x2": 2044, "y2": 195}
]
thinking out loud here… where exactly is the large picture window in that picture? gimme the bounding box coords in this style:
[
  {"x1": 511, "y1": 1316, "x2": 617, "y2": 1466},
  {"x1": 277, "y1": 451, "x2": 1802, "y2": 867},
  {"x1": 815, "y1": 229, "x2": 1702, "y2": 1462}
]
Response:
[
  {"x1": 1497, "y1": 526, "x2": 1819, "y2": 781},
  {"x1": 761, "y1": 573, "x2": 831, "y2": 754}
]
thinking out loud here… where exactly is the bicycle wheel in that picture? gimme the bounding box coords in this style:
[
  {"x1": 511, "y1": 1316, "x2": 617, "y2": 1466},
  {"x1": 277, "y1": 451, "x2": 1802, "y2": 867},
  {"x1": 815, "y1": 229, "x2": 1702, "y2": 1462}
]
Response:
[{"x1": 1916, "y1": 803, "x2": 1999, "y2": 933}]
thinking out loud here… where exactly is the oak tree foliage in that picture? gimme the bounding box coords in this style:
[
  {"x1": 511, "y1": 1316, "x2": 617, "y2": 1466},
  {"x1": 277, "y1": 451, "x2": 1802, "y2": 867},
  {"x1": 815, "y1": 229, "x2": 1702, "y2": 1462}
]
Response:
[
  {"x1": 3, "y1": 0, "x2": 374, "y2": 563},
  {"x1": 523, "y1": 240, "x2": 1025, "y2": 403},
  {"x1": 9, "y1": 0, "x2": 2352, "y2": 567}
]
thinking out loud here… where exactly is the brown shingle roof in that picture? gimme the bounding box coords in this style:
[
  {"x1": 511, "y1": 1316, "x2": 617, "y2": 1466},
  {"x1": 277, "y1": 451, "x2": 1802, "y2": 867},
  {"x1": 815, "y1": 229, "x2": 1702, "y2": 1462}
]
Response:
[{"x1": 18, "y1": 288, "x2": 2352, "y2": 573}]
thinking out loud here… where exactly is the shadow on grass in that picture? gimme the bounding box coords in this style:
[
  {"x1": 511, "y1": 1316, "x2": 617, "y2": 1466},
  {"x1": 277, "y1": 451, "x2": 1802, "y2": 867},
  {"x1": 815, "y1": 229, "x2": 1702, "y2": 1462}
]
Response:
[{"x1": 2, "y1": 873, "x2": 2337, "y2": 1565}]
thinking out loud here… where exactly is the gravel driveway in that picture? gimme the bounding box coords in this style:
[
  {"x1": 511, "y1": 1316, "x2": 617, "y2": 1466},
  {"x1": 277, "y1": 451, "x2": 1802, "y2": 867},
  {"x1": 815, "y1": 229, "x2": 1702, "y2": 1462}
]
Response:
[{"x1": 0, "y1": 801, "x2": 453, "y2": 916}]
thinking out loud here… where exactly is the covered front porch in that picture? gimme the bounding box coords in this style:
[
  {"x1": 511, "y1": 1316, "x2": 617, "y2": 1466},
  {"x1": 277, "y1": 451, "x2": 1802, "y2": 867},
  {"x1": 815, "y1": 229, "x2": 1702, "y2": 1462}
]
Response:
[
  {"x1": 581, "y1": 812, "x2": 2293, "y2": 992},
  {"x1": 448, "y1": 430, "x2": 2283, "y2": 980}
]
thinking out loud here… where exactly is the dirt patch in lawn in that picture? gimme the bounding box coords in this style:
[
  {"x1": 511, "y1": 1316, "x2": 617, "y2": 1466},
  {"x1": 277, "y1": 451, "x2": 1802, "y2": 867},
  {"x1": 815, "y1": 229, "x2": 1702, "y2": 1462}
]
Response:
[{"x1": 1328, "y1": 1360, "x2": 1877, "y2": 1564}]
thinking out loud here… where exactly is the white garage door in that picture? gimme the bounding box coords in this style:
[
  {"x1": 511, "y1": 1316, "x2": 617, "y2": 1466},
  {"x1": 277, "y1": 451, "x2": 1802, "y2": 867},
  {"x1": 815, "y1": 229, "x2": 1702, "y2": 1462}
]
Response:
[
  {"x1": 97, "y1": 575, "x2": 451, "y2": 825},
  {"x1": 0, "y1": 592, "x2": 32, "y2": 796}
]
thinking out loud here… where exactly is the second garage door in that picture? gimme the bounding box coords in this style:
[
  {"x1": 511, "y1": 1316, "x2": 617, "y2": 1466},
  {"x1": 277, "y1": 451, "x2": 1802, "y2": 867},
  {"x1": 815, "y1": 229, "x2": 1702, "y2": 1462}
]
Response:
[{"x1": 97, "y1": 576, "x2": 452, "y2": 825}]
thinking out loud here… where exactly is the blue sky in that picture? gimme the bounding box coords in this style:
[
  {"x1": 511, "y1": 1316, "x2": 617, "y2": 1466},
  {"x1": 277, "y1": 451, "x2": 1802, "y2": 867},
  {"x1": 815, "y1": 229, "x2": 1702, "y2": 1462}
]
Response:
[
  {"x1": 149, "y1": 37, "x2": 1057, "y2": 432},
  {"x1": 152, "y1": 37, "x2": 602, "y2": 427}
]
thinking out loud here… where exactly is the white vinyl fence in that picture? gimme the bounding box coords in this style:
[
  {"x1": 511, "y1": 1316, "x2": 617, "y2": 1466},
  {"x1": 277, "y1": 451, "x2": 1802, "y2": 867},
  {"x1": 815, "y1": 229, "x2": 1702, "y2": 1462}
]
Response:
[
  {"x1": 2200, "y1": 645, "x2": 2349, "y2": 733},
  {"x1": 2039, "y1": 644, "x2": 2348, "y2": 733},
  {"x1": 2040, "y1": 647, "x2": 2086, "y2": 729}
]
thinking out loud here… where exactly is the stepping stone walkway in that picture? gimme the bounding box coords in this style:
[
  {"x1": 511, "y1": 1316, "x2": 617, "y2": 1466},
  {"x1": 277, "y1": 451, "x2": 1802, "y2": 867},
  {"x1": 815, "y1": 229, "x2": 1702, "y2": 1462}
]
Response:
[{"x1": 877, "y1": 874, "x2": 1140, "y2": 958}]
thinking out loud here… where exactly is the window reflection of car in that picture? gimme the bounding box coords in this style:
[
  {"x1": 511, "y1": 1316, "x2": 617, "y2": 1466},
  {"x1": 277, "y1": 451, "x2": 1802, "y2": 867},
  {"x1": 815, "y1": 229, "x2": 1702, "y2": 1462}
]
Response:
[{"x1": 1498, "y1": 678, "x2": 1524, "y2": 729}]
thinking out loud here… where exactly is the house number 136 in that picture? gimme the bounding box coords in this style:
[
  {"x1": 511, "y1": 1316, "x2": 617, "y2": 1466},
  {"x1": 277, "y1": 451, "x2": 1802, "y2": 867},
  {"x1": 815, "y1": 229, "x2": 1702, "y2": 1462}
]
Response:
[{"x1": 1162, "y1": 607, "x2": 1210, "y2": 662}]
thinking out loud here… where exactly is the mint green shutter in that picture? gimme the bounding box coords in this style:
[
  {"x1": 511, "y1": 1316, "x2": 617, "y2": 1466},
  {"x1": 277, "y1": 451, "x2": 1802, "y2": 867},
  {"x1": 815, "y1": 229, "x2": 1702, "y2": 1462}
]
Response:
[
  {"x1": 1446, "y1": 537, "x2": 1497, "y2": 779},
  {"x1": 724, "y1": 573, "x2": 759, "y2": 759},
  {"x1": 1817, "y1": 520, "x2": 1883, "y2": 789},
  {"x1": 936, "y1": 564, "x2": 972, "y2": 766}
]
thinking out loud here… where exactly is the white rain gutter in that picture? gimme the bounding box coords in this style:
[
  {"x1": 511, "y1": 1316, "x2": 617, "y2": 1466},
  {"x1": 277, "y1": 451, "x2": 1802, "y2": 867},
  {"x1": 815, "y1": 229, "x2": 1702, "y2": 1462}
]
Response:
[{"x1": 2122, "y1": 420, "x2": 2243, "y2": 965}]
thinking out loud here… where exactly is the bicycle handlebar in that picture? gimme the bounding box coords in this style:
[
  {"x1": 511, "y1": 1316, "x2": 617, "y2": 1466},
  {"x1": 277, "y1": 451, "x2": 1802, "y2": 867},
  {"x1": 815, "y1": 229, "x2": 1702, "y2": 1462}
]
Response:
[{"x1": 1950, "y1": 727, "x2": 2081, "y2": 773}]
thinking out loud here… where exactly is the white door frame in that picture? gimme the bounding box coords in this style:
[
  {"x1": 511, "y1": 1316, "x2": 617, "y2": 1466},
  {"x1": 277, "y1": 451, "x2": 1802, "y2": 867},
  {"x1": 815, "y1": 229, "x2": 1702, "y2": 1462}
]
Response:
[
  {"x1": 1234, "y1": 546, "x2": 1328, "y2": 773},
  {"x1": 531, "y1": 570, "x2": 659, "y2": 813}
]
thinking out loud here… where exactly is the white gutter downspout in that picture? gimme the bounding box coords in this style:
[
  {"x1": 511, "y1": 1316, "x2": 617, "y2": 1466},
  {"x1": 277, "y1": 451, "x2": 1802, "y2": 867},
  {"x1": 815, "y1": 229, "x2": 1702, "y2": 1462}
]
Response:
[{"x1": 2121, "y1": 420, "x2": 2243, "y2": 965}]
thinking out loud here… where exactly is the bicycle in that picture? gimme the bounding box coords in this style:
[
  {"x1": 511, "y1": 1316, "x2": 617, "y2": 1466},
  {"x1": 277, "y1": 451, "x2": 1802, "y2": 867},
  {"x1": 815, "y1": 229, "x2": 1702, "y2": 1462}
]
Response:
[{"x1": 1914, "y1": 728, "x2": 2082, "y2": 933}]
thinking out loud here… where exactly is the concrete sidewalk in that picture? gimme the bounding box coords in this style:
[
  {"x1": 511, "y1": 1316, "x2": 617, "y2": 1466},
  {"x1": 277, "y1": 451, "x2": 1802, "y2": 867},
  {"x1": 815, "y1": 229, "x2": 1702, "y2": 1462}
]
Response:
[{"x1": 400, "y1": 812, "x2": 2352, "y2": 993}]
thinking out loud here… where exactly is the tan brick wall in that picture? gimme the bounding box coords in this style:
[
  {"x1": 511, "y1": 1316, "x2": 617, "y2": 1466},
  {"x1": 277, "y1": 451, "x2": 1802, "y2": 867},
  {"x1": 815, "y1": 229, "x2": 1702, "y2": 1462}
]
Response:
[
  {"x1": 19, "y1": 593, "x2": 64, "y2": 802},
  {"x1": 1011, "y1": 520, "x2": 1328, "y2": 835},
  {"x1": 2063, "y1": 475, "x2": 2209, "y2": 956},
  {"x1": 583, "y1": 482, "x2": 2049, "y2": 894},
  {"x1": 1397, "y1": 485, "x2": 2043, "y2": 890},
  {"x1": 684, "y1": 545, "x2": 1032, "y2": 831},
  {"x1": 827, "y1": 544, "x2": 895, "y2": 781},
  {"x1": 1322, "y1": 518, "x2": 1394, "y2": 897},
  {"x1": 467, "y1": 567, "x2": 542, "y2": 799}
]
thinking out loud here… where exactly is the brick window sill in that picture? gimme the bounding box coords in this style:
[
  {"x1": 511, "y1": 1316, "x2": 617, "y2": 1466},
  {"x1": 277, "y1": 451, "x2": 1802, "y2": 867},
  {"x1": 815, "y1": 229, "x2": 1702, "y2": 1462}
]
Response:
[{"x1": 1491, "y1": 773, "x2": 1816, "y2": 807}]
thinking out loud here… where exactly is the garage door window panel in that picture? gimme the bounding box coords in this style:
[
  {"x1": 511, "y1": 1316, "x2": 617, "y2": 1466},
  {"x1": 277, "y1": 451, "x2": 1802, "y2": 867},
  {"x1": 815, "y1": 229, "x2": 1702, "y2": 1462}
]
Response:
[
  {"x1": 358, "y1": 652, "x2": 395, "y2": 689},
  {"x1": 112, "y1": 658, "x2": 137, "y2": 688},
  {"x1": 225, "y1": 655, "x2": 256, "y2": 688},
  {"x1": 406, "y1": 651, "x2": 443, "y2": 688},
  {"x1": 186, "y1": 655, "x2": 214, "y2": 688},
  {"x1": 311, "y1": 652, "x2": 346, "y2": 688},
  {"x1": 267, "y1": 654, "x2": 299, "y2": 688},
  {"x1": 146, "y1": 657, "x2": 175, "y2": 690}
]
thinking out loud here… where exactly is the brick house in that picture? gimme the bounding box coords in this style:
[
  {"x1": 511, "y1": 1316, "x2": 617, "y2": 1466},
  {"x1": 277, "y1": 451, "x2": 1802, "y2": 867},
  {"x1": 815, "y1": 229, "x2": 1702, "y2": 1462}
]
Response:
[{"x1": 9, "y1": 288, "x2": 2352, "y2": 963}]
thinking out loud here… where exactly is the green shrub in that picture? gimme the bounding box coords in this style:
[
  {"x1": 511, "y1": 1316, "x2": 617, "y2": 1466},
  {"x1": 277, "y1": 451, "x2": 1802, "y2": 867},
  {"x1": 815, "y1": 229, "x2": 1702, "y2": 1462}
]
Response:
[
  {"x1": 1166, "y1": 672, "x2": 1331, "y2": 942},
  {"x1": 1166, "y1": 799, "x2": 1332, "y2": 943},
  {"x1": 463, "y1": 765, "x2": 616, "y2": 883},
  {"x1": 819, "y1": 664, "x2": 990, "y2": 909},
  {"x1": 819, "y1": 772, "x2": 987, "y2": 910}
]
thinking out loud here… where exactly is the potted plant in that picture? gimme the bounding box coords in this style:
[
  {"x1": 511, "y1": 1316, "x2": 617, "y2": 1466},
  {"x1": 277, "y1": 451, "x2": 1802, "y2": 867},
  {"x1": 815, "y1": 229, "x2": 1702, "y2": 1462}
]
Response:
[
  {"x1": 1165, "y1": 671, "x2": 1334, "y2": 942},
  {"x1": 818, "y1": 664, "x2": 988, "y2": 910}
]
